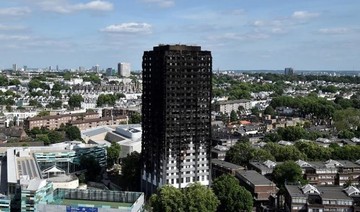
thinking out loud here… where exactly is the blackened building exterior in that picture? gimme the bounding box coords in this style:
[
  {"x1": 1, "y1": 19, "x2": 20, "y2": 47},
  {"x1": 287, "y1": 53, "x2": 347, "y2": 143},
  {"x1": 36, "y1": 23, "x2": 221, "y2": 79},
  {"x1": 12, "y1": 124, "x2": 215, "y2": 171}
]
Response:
[{"x1": 141, "y1": 45, "x2": 212, "y2": 194}]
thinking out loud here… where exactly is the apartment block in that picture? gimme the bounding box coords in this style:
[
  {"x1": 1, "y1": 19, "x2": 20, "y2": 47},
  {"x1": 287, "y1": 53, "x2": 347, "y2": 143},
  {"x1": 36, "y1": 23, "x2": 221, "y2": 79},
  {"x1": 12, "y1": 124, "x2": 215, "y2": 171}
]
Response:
[{"x1": 24, "y1": 112, "x2": 99, "y2": 130}]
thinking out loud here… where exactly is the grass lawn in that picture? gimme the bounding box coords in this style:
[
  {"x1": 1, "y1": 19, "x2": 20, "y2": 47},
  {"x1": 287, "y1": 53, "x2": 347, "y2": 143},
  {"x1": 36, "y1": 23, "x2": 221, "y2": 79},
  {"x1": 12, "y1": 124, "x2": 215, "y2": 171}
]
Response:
[{"x1": 60, "y1": 199, "x2": 133, "y2": 208}]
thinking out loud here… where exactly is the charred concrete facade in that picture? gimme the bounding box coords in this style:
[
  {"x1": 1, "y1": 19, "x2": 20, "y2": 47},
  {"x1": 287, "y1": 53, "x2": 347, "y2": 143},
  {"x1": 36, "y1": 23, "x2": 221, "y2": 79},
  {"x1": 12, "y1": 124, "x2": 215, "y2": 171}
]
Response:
[{"x1": 141, "y1": 45, "x2": 212, "y2": 194}]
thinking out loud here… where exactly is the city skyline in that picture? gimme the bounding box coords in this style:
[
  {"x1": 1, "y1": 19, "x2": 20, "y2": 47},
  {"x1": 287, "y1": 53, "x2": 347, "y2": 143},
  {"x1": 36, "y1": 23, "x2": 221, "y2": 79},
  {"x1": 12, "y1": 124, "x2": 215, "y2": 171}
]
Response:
[{"x1": 0, "y1": 0, "x2": 360, "y2": 71}]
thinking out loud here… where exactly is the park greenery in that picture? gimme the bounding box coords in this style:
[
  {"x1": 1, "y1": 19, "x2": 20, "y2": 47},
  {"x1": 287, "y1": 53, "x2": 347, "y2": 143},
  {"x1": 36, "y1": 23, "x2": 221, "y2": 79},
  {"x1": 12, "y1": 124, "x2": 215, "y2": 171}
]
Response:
[
  {"x1": 128, "y1": 112, "x2": 141, "y2": 124},
  {"x1": 226, "y1": 139, "x2": 360, "y2": 166},
  {"x1": 80, "y1": 155, "x2": 102, "y2": 182},
  {"x1": 121, "y1": 151, "x2": 141, "y2": 191},
  {"x1": 212, "y1": 174, "x2": 253, "y2": 212},
  {"x1": 83, "y1": 73, "x2": 101, "y2": 84},
  {"x1": 96, "y1": 93, "x2": 124, "y2": 107},
  {"x1": 149, "y1": 183, "x2": 219, "y2": 212},
  {"x1": 28, "y1": 125, "x2": 82, "y2": 145},
  {"x1": 68, "y1": 94, "x2": 84, "y2": 108},
  {"x1": 106, "y1": 142, "x2": 121, "y2": 167},
  {"x1": 272, "y1": 161, "x2": 306, "y2": 187}
]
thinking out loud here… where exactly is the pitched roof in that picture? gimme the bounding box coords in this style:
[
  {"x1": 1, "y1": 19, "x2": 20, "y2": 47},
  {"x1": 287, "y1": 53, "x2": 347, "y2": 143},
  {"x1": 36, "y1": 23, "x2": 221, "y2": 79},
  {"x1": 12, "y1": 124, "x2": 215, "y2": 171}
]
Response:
[
  {"x1": 302, "y1": 184, "x2": 320, "y2": 194},
  {"x1": 344, "y1": 186, "x2": 360, "y2": 196}
]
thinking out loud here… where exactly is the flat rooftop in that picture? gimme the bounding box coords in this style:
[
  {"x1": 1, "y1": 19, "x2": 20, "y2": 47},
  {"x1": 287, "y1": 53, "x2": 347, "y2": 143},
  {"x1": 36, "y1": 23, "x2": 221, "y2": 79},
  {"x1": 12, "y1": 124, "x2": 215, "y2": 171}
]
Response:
[
  {"x1": 56, "y1": 199, "x2": 132, "y2": 208},
  {"x1": 236, "y1": 170, "x2": 275, "y2": 186},
  {"x1": 212, "y1": 159, "x2": 244, "y2": 170}
]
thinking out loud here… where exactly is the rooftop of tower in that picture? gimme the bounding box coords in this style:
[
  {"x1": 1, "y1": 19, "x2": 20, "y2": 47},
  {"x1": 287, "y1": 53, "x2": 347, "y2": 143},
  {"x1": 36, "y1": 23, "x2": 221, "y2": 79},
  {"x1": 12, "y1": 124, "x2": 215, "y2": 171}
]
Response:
[{"x1": 153, "y1": 44, "x2": 201, "y2": 51}]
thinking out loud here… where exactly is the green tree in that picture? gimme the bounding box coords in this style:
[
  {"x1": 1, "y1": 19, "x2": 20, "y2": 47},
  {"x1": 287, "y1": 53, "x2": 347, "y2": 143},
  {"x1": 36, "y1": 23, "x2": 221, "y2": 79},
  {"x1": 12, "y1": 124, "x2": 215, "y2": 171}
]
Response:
[
  {"x1": 149, "y1": 185, "x2": 185, "y2": 212},
  {"x1": 264, "y1": 106, "x2": 275, "y2": 116},
  {"x1": 5, "y1": 90, "x2": 15, "y2": 96},
  {"x1": 30, "y1": 127, "x2": 42, "y2": 135},
  {"x1": 121, "y1": 152, "x2": 141, "y2": 191},
  {"x1": 212, "y1": 174, "x2": 253, "y2": 212},
  {"x1": 29, "y1": 99, "x2": 43, "y2": 108},
  {"x1": 183, "y1": 183, "x2": 219, "y2": 212},
  {"x1": 79, "y1": 155, "x2": 102, "y2": 182},
  {"x1": 294, "y1": 141, "x2": 331, "y2": 161},
  {"x1": 51, "y1": 91, "x2": 62, "y2": 98},
  {"x1": 28, "y1": 79, "x2": 41, "y2": 91},
  {"x1": 333, "y1": 108, "x2": 360, "y2": 131},
  {"x1": 273, "y1": 161, "x2": 304, "y2": 186},
  {"x1": 65, "y1": 126, "x2": 81, "y2": 141},
  {"x1": 52, "y1": 82, "x2": 63, "y2": 91},
  {"x1": 37, "y1": 110, "x2": 50, "y2": 117},
  {"x1": 35, "y1": 134, "x2": 50, "y2": 145},
  {"x1": 115, "y1": 93, "x2": 126, "y2": 99},
  {"x1": 251, "y1": 107, "x2": 260, "y2": 116},
  {"x1": 9, "y1": 79, "x2": 21, "y2": 85},
  {"x1": 6, "y1": 105, "x2": 12, "y2": 112},
  {"x1": 63, "y1": 72, "x2": 71, "y2": 81},
  {"x1": 129, "y1": 112, "x2": 141, "y2": 124},
  {"x1": 338, "y1": 130, "x2": 355, "y2": 139},
  {"x1": 83, "y1": 74, "x2": 101, "y2": 84},
  {"x1": 277, "y1": 126, "x2": 307, "y2": 141},
  {"x1": 68, "y1": 94, "x2": 84, "y2": 108},
  {"x1": 0, "y1": 75, "x2": 8, "y2": 86},
  {"x1": 106, "y1": 142, "x2": 121, "y2": 167},
  {"x1": 225, "y1": 142, "x2": 275, "y2": 166},
  {"x1": 97, "y1": 94, "x2": 117, "y2": 107},
  {"x1": 46, "y1": 100, "x2": 62, "y2": 109},
  {"x1": 264, "y1": 142, "x2": 305, "y2": 162},
  {"x1": 263, "y1": 132, "x2": 281, "y2": 143},
  {"x1": 47, "y1": 130, "x2": 65, "y2": 144},
  {"x1": 230, "y1": 110, "x2": 237, "y2": 122}
]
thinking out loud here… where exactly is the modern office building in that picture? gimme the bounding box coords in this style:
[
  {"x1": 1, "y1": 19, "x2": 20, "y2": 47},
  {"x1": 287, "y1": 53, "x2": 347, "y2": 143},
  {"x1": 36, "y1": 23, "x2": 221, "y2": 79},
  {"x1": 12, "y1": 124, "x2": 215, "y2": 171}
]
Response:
[
  {"x1": 118, "y1": 62, "x2": 131, "y2": 77},
  {"x1": 141, "y1": 45, "x2": 212, "y2": 194}
]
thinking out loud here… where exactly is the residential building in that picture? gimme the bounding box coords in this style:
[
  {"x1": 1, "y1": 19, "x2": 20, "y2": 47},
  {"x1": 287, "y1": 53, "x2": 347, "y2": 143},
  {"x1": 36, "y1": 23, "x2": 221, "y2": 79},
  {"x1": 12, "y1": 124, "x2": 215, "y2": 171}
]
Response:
[
  {"x1": 249, "y1": 160, "x2": 278, "y2": 176},
  {"x1": 118, "y1": 62, "x2": 131, "y2": 77},
  {"x1": 24, "y1": 112, "x2": 99, "y2": 130},
  {"x1": 70, "y1": 115, "x2": 127, "y2": 130},
  {"x1": 235, "y1": 170, "x2": 278, "y2": 208},
  {"x1": 284, "y1": 184, "x2": 355, "y2": 212},
  {"x1": 211, "y1": 159, "x2": 244, "y2": 178},
  {"x1": 215, "y1": 99, "x2": 252, "y2": 114},
  {"x1": 141, "y1": 45, "x2": 212, "y2": 194},
  {"x1": 0, "y1": 127, "x2": 28, "y2": 140},
  {"x1": 296, "y1": 159, "x2": 358, "y2": 186},
  {"x1": 211, "y1": 145, "x2": 229, "y2": 160},
  {"x1": 24, "y1": 112, "x2": 127, "y2": 131}
]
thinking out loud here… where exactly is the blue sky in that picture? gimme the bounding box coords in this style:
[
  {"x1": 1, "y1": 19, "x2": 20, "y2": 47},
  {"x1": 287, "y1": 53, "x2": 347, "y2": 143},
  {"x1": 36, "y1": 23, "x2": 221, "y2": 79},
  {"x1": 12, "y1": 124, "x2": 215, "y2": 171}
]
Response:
[{"x1": 0, "y1": 0, "x2": 359, "y2": 71}]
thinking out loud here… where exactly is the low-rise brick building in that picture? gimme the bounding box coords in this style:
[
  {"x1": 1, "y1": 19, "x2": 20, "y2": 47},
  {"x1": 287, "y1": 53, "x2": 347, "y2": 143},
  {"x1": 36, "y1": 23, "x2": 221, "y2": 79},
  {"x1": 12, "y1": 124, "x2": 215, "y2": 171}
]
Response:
[
  {"x1": 235, "y1": 170, "x2": 278, "y2": 209},
  {"x1": 24, "y1": 112, "x2": 99, "y2": 130}
]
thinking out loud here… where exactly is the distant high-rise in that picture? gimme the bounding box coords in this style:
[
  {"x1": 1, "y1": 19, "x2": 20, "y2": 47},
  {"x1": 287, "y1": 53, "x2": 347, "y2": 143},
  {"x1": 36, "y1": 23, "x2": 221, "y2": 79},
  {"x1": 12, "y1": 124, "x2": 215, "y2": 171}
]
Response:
[
  {"x1": 141, "y1": 45, "x2": 212, "y2": 194},
  {"x1": 285, "y1": 67, "x2": 294, "y2": 75},
  {"x1": 13, "y1": 64, "x2": 17, "y2": 72},
  {"x1": 118, "y1": 63, "x2": 131, "y2": 77}
]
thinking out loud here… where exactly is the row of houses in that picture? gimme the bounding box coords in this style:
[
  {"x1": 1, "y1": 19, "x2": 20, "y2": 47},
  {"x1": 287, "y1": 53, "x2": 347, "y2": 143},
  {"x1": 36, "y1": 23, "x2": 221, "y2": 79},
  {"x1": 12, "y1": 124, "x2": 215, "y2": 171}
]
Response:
[{"x1": 24, "y1": 111, "x2": 128, "y2": 131}]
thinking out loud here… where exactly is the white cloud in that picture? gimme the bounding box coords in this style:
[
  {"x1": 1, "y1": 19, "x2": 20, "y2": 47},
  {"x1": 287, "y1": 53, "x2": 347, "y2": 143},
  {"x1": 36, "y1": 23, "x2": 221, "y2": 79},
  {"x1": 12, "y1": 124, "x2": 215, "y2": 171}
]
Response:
[
  {"x1": 292, "y1": 11, "x2": 320, "y2": 19},
  {"x1": 101, "y1": 23, "x2": 152, "y2": 34},
  {"x1": 0, "y1": 7, "x2": 31, "y2": 16},
  {"x1": 33, "y1": 0, "x2": 113, "y2": 13},
  {"x1": 271, "y1": 28, "x2": 287, "y2": 34},
  {"x1": 0, "y1": 34, "x2": 31, "y2": 41},
  {"x1": 142, "y1": 0, "x2": 175, "y2": 8},
  {"x1": 253, "y1": 20, "x2": 265, "y2": 27},
  {"x1": 208, "y1": 32, "x2": 269, "y2": 42},
  {"x1": 0, "y1": 24, "x2": 27, "y2": 31},
  {"x1": 318, "y1": 27, "x2": 351, "y2": 34}
]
